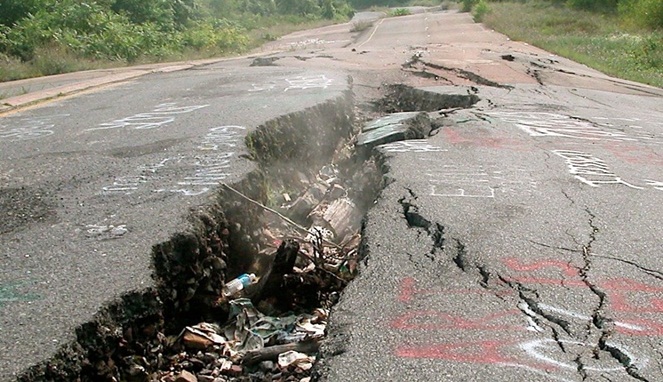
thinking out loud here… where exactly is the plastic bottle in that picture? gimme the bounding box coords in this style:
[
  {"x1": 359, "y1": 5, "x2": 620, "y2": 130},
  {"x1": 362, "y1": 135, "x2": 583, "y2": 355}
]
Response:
[{"x1": 222, "y1": 273, "x2": 258, "y2": 298}]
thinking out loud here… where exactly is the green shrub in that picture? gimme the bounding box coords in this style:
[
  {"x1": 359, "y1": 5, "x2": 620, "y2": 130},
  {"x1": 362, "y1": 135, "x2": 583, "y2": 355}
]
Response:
[
  {"x1": 473, "y1": 0, "x2": 489, "y2": 22},
  {"x1": 388, "y1": 8, "x2": 411, "y2": 16},
  {"x1": 619, "y1": 0, "x2": 663, "y2": 30},
  {"x1": 0, "y1": 0, "x2": 41, "y2": 27},
  {"x1": 0, "y1": 0, "x2": 355, "y2": 81},
  {"x1": 277, "y1": 0, "x2": 321, "y2": 16},
  {"x1": 1, "y1": 13, "x2": 57, "y2": 60},
  {"x1": 461, "y1": 0, "x2": 477, "y2": 13},
  {"x1": 632, "y1": 35, "x2": 663, "y2": 68}
]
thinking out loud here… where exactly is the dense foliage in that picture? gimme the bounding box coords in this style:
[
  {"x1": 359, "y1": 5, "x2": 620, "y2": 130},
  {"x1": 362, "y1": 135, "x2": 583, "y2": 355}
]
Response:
[
  {"x1": 0, "y1": 0, "x2": 354, "y2": 65},
  {"x1": 463, "y1": 0, "x2": 662, "y2": 29}
]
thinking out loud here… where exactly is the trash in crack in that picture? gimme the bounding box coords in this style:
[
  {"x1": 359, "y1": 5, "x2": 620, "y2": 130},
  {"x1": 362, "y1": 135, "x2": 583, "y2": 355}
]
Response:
[
  {"x1": 146, "y1": 164, "x2": 365, "y2": 382},
  {"x1": 151, "y1": 250, "x2": 349, "y2": 381},
  {"x1": 221, "y1": 273, "x2": 259, "y2": 299},
  {"x1": 16, "y1": 86, "x2": 388, "y2": 382}
]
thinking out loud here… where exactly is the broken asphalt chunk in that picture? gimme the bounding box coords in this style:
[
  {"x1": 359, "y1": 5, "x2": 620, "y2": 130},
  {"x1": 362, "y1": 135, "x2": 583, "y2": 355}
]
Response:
[
  {"x1": 174, "y1": 370, "x2": 198, "y2": 382},
  {"x1": 356, "y1": 112, "x2": 432, "y2": 157}
]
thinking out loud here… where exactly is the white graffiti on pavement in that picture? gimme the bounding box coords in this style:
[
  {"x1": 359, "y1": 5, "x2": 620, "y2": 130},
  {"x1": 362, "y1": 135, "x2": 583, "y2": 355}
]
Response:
[
  {"x1": 379, "y1": 140, "x2": 446, "y2": 153},
  {"x1": 552, "y1": 150, "x2": 644, "y2": 189},
  {"x1": 88, "y1": 103, "x2": 208, "y2": 131}
]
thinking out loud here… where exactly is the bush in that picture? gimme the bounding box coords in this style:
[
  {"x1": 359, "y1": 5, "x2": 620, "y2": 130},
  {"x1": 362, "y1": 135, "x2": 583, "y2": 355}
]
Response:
[
  {"x1": 473, "y1": 0, "x2": 489, "y2": 21},
  {"x1": 277, "y1": 0, "x2": 321, "y2": 16},
  {"x1": 461, "y1": 0, "x2": 477, "y2": 13},
  {"x1": 388, "y1": 8, "x2": 412, "y2": 16},
  {"x1": 1, "y1": 13, "x2": 57, "y2": 60},
  {"x1": 631, "y1": 35, "x2": 663, "y2": 68},
  {"x1": 619, "y1": 0, "x2": 663, "y2": 30},
  {"x1": 0, "y1": 0, "x2": 355, "y2": 80},
  {"x1": 0, "y1": 0, "x2": 41, "y2": 27}
]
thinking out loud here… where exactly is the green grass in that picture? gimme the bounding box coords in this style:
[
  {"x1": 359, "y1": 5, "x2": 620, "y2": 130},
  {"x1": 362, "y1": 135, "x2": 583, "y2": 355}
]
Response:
[
  {"x1": 408, "y1": 0, "x2": 444, "y2": 7},
  {"x1": 0, "y1": 16, "x2": 341, "y2": 83},
  {"x1": 0, "y1": 45, "x2": 119, "y2": 82},
  {"x1": 387, "y1": 8, "x2": 413, "y2": 16},
  {"x1": 481, "y1": 1, "x2": 663, "y2": 88}
]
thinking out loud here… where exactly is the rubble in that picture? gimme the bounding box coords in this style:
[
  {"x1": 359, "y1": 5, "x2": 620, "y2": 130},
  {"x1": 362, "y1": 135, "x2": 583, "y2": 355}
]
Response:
[
  {"x1": 174, "y1": 370, "x2": 197, "y2": 382},
  {"x1": 356, "y1": 111, "x2": 432, "y2": 157},
  {"x1": 144, "y1": 159, "x2": 368, "y2": 382},
  {"x1": 14, "y1": 82, "x2": 428, "y2": 382}
]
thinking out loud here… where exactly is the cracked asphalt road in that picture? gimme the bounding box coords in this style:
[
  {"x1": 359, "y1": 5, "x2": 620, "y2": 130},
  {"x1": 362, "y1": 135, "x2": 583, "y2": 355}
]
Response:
[
  {"x1": 0, "y1": 64, "x2": 349, "y2": 379},
  {"x1": 325, "y1": 84, "x2": 663, "y2": 381},
  {"x1": 296, "y1": 10, "x2": 662, "y2": 382},
  {"x1": 1, "y1": 8, "x2": 662, "y2": 381}
]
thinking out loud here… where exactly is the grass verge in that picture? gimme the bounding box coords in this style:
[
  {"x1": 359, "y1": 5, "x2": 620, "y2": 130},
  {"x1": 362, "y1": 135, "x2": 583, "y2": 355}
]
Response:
[
  {"x1": 388, "y1": 8, "x2": 413, "y2": 16},
  {"x1": 0, "y1": 17, "x2": 340, "y2": 84},
  {"x1": 481, "y1": 1, "x2": 663, "y2": 88}
]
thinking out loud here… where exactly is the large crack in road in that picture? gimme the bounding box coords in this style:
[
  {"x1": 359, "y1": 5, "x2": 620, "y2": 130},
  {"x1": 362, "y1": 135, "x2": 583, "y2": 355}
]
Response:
[
  {"x1": 14, "y1": 83, "x2": 482, "y2": 382},
  {"x1": 350, "y1": 152, "x2": 658, "y2": 381},
  {"x1": 5, "y1": 10, "x2": 663, "y2": 381}
]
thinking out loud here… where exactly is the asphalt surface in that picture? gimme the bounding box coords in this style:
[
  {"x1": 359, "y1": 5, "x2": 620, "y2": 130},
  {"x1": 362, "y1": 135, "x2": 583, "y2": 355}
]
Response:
[
  {"x1": 326, "y1": 85, "x2": 663, "y2": 382},
  {"x1": 315, "y1": 11, "x2": 663, "y2": 382},
  {"x1": 0, "y1": 61, "x2": 348, "y2": 379},
  {"x1": 2, "y1": 8, "x2": 663, "y2": 382}
]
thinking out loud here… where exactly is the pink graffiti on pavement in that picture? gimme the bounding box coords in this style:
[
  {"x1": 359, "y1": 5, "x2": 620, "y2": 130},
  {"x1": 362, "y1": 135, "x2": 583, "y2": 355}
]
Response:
[
  {"x1": 397, "y1": 277, "x2": 513, "y2": 304},
  {"x1": 391, "y1": 310, "x2": 521, "y2": 331},
  {"x1": 502, "y1": 258, "x2": 663, "y2": 313},
  {"x1": 391, "y1": 257, "x2": 663, "y2": 378},
  {"x1": 396, "y1": 340, "x2": 553, "y2": 371}
]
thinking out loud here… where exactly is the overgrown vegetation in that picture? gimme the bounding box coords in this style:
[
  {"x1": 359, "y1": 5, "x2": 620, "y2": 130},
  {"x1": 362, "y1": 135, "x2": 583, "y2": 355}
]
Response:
[
  {"x1": 469, "y1": 1, "x2": 662, "y2": 88},
  {"x1": 461, "y1": 0, "x2": 475, "y2": 12},
  {"x1": 388, "y1": 7, "x2": 413, "y2": 16},
  {"x1": 464, "y1": 0, "x2": 661, "y2": 30},
  {"x1": 351, "y1": 0, "x2": 436, "y2": 11},
  {"x1": 0, "y1": 0, "x2": 355, "y2": 82},
  {"x1": 472, "y1": 0, "x2": 489, "y2": 21}
]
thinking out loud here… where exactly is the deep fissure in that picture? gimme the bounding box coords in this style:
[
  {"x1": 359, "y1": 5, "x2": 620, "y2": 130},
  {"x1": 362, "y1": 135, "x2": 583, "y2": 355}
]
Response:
[
  {"x1": 18, "y1": 84, "x2": 480, "y2": 382},
  {"x1": 598, "y1": 340, "x2": 651, "y2": 382}
]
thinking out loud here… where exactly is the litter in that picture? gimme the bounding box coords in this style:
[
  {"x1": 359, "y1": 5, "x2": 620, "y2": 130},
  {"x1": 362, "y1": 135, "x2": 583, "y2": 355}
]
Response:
[
  {"x1": 222, "y1": 273, "x2": 259, "y2": 298},
  {"x1": 147, "y1": 160, "x2": 369, "y2": 382}
]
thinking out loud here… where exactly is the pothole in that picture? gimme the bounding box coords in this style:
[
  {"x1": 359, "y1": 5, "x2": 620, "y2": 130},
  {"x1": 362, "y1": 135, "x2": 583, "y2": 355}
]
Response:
[
  {"x1": 0, "y1": 186, "x2": 57, "y2": 235},
  {"x1": 18, "y1": 83, "x2": 478, "y2": 382}
]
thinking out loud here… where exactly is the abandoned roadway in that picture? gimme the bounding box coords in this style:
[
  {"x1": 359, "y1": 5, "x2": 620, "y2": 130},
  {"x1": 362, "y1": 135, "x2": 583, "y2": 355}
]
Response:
[
  {"x1": 1, "y1": 8, "x2": 663, "y2": 382},
  {"x1": 0, "y1": 65, "x2": 349, "y2": 379}
]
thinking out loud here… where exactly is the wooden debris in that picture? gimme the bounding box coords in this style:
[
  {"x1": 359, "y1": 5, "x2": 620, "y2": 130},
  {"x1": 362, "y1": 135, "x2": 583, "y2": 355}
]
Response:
[{"x1": 242, "y1": 340, "x2": 320, "y2": 366}]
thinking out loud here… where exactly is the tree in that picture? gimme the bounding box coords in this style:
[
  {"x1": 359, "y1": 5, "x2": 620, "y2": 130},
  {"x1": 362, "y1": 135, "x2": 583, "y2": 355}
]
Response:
[{"x1": 0, "y1": 0, "x2": 41, "y2": 27}]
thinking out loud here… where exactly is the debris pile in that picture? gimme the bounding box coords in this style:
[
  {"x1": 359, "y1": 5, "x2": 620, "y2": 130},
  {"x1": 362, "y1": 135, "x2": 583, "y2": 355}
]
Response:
[
  {"x1": 154, "y1": 300, "x2": 327, "y2": 382},
  {"x1": 145, "y1": 163, "x2": 366, "y2": 382},
  {"x1": 356, "y1": 111, "x2": 431, "y2": 157}
]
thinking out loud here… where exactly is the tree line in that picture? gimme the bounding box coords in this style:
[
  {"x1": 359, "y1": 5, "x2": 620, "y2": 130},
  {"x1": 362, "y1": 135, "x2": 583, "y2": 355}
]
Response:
[
  {"x1": 481, "y1": 0, "x2": 661, "y2": 29},
  {"x1": 0, "y1": 0, "x2": 355, "y2": 65}
]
